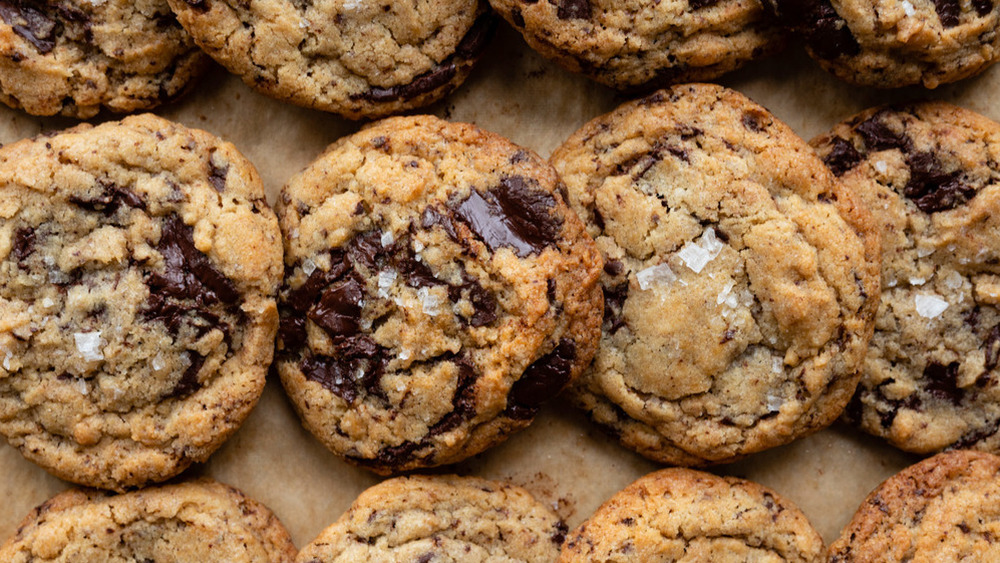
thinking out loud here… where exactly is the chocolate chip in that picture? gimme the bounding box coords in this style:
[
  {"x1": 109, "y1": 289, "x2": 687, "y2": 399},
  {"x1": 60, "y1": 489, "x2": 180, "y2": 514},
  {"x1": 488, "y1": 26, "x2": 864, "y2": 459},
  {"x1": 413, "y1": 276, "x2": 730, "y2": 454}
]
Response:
[
  {"x1": 510, "y1": 7, "x2": 525, "y2": 27},
  {"x1": 396, "y1": 254, "x2": 442, "y2": 289},
  {"x1": 954, "y1": 419, "x2": 1000, "y2": 449},
  {"x1": 453, "y1": 175, "x2": 561, "y2": 258},
  {"x1": 824, "y1": 137, "x2": 864, "y2": 176},
  {"x1": 903, "y1": 151, "x2": 975, "y2": 213},
  {"x1": 924, "y1": 362, "x2": 964, "y2": 405},
  {"x1": 603, "y1": 282, "x2": 629, "y2": 334},
  {"x1": 555, "y1": 0, "x2": 590, "y2": 19},
  {"x1": 856, "y1": 115, "x2": 911, "y2": 152},
  {"x1": 447, "y1": 269, "x2": 498, "y2": 327},
  {"x1": 308, "y1": 276, "x2": 364, "y2": 338},
  {"x1": 454, "y1": 13, "x2": 496, "y2": 59},
  {"x1": 208, "y1": 160, "x2": 228, "y2": 192},
  {"x1": 168, "y1": 354, "x2": 204, "y2": 398},
  {"x1": 551, "y1": 521, "x2": 569, "y2": 545},
  {"x1": 604, "y1": 259, "x2": 624, "y2": 276},
  {"x1": 509, "y1": 338, "x2": 576, "y2": 411},
  {"x1": 974, "y1": 0, "x2": 993, "y2": 16},
  {"x1": 985, "y1": 325, "x2": 1000, "y2": 372},
  {"x1": 689, "y1": 0, "x2": 721, "y2": 8},
  {"x1": 301, "y1": 355, "x2": 357, "y2": 404},
  {"x1": 0, "y1": 1, "x2": 57, "y2": 54},
  {"x1": 69, "y1": 182, "x2": 146, "y2": 215},
  {"x1": 10, "y1": 227, "x2": 35, "y2": 264},
  {"x1": 933, "y1": 0, "x2": 960, "y2": 27},
  {"x1": 741, "y1": 111, "x2": 767, "y2": 132}
]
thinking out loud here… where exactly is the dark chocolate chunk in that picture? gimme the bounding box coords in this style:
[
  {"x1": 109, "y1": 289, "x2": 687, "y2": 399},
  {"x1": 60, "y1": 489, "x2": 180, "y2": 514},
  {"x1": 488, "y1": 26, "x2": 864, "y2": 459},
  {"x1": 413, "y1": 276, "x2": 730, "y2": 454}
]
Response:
[
  {"x1": 208, "y1": 160, "x2": 228, "y2": 192},
  {"x1": 856, "y1": 115, "x2": 910, "y2": 152},
  {"x1": 551, "y1": 521, "x2": 569, "y2": 545},
  {"x1": 903, "y1": 151, "x2": 975, "y2": 213},
  {"x1": 454, "y1": 175, "x2": 561, "y2": 258},
  {"x1": 151, "y1": 215, "x2": 240, "y2": 304},
  {"x1": 824, "y1": 137, "x2": 864, "y2": 176},
  {"x1": 447, "y1": 269, "x2": 498, "y2": 327},
  {"x1": 69, "y1": 182, "x2": 146, "y2": 215},
  {"x1": 974, "y1": 0, "x2": 994, "y2": 16},
  {"x1": 933, "y1": 0, "x2": 961, "y2": 27},
  {"x1": 954, "y1": 419, "x2": 1000, "y2": 449},
  {"x1": 555, "y1": 0, "x2": 590, "y2": 20},
  {"x1": 427, "y1": 357, "x2": 478, "y2": 436},
  {"x1": 604, "y1": 259, "x2": 624, "y2": 276},
  {"x1": 0, "y1": 1, "x2": 57, "y2": 54},
  {"x1": 361, "y1": 64, "x2": 457, "y2": 103},
  {"x1": 742, "y1": 111, "x2": 767, "y2": 132},
  {"x1": 985, "y1": 325, "x2": 1000, "y2": 372},
  {"x1": 510, "y1": 7, "x2": 525, "y2": 27},
  {"x1": 689, "y1": 0, "x2": 721, "y2": 8},
  {"x1": 301, "y1": 355, "x2": 357, "y2": 404},
  {"x1": 421, "y1": 207, "x2": 460, "y2": 242},
  {"x1": 768, "y1": 0, "x2": 860, "y2": 60},
  {"x1": 509, "y1": 338, "x2": 576, "y2": 411},
  {"x1": 278, "y1": 316, "x2": 307, "y2": 349},
  {"x1": 168, "y1": 353, "x2": 204, "y2": 398},
  {"x1": 603, "y1": 282, "x2": 629, "y2": 333},
  {"x1": 308, "y1": 276, "x2": 364, "y2": 338},
  {"x1": 346, "y1": 230, "x2": 383, "y2": 272},
  {"x1": 10, "y1": 227, "x2": 35, "y2": 263},
  {"x1": 454, "y1": 13, "x2": 496, "y2": 59},
  {"x1": 396, "y1": 254, "x2": 442, "y2": 289},
  {"x1": 924, "y1": 361, "x2": 964, "y2": 405},
  {"x1": 286, "y1": 254, "x2": 351, "y2": 313}
]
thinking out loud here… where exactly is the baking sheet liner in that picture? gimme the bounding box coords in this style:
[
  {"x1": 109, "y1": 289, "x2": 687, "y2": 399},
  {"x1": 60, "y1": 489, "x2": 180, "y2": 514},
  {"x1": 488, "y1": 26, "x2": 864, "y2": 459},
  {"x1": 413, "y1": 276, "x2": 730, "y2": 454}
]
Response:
[{"x1": 2, "y1": 25, "x2": 996, "y2": 547}]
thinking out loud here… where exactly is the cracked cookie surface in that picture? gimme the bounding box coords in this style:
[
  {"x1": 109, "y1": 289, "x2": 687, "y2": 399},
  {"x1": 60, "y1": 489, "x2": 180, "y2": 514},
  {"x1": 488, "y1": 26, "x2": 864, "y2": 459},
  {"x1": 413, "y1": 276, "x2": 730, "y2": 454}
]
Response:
[
  {"x1": 275, "y1": 114, "x2": 603, "y2": 474},
  {"x1": 487, "y1": 0, "x2": 783, "y2": 91},
  {"x1": 167, "y1": 0, "x2": 495, "y2": 119},
  {"x1": 297, "y1": 474, "x2": 566, "y2": 562},
  {"x1": 829, "y1": 450, "x2": 1000, "y2": 561},
  {"x1": 813, "y1": 103, "x2": 1000, "y2": 454},
  {"x1": 765, "y1": 0, "x2": 1000, "y2": 88},
  {"x1": 0, "y1": 0, "x2": 208, "y2": 118},
  {"x1": 550, "y1": 83, "x2": 880, "y2": 466},
  {"x1": 0, "y1": 478, "x2": 297, "y2": 562},
  {"x1": 0, "y1": 114, "x2": 283, "y2": 490},
  {"x1": 560, "y1": 467, "x2": 824, "y2": 562}
]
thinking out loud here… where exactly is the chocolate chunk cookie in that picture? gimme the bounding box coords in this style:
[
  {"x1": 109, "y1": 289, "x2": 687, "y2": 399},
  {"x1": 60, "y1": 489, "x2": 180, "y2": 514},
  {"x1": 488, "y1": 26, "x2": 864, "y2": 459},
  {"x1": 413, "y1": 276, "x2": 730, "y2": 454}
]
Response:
[
  {"x1": 0, "y1": 0, "x2": 208, "y2": 118},
  {"x1": 829, "y1": 449, "x2": 1000, "y2": 561},
  {"x1": 297, "y1": 474, "x2": 566, "y2": 562},
  {"x1": 550, "y1": 83, "x2": 880, "y2": 466},
  {"x1": 275, "y1": 115, "x2": 603, "y2": 474},
  {"x1": 813, "y1": 103, "x2": 1000, "y2": 454},
  {"x1": 561, "y1": 468, "x2": 824, "y2": 562},
  {"x1": 488, "y1": 0, "x2": 784, "y2": 91},
  {"x1": 0, "y1": 114, "x2": 283, "y2": 490},
  {"x1": 0, "y1": 478, "x2": 296, "y2": 562},
  {"x1": 765, "y1": 0, "x2": 1000, "y2": 88},
  {"x1": 167, "y1": 0, "x2": 495, "y2": 119}
]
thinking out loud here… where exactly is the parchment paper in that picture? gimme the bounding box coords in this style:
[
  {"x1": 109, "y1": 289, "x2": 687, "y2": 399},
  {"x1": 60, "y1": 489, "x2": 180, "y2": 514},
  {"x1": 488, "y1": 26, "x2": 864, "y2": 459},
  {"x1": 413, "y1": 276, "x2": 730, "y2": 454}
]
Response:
[{"x1": 2, "y1": 25, "x2": 997, "y2": 549}]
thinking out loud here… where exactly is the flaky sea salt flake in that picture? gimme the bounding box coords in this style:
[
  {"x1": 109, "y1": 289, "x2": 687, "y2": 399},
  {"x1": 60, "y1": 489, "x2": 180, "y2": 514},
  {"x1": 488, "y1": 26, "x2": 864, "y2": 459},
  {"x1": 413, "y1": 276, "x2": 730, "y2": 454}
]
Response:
[
  {"x1": 74, "y1": 332, "x2": 104, "y2": 361},
  {"x1": 902, "y1": 0, "x2": 916, "y2": 16},
  {"x1": 915, "y1": 293, "x2": 948, "y2": 319},
  {"x1": 636, "y1": 263, "x2": 676, "y2": 290},
  {"x1": 381, "y1": 231, "x2": 395, "y2": 247},
  {"x1": 678, "y1": 228, "x2": 724, "y2": 273},
  {"x1": 418, "y1": 287, "x2": 441, "y2": 315}
]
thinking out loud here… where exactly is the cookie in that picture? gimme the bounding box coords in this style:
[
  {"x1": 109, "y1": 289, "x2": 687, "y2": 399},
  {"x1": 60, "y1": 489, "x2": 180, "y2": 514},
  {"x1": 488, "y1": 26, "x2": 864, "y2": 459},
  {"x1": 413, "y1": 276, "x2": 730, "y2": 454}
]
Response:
[
  {"x1": 829, "y1": 449, "x2": 1000, "y2": 561},
  {"x1": 275, "y1": 114, "x2": 603, "y2": 474},
  {"x1": 0, "y1": 114, "x2": 283, "y2": 490},
  {"x1": 488, "y1": 0, "x2": 783, "y2": 91},
  {"x1": 560, "y1": 467, "x2": 824, "y2": 562},
  {"x1": 765, "y1": 0, "x2": 1000, "y2": 88},
  {"x1": 550, "y1": 83, "x2": 880, "y2": 466},
  {"x1": 167, "y1": 0, "x2": 495, "y2": 119},
  {"x1": 297, "y1": 474, "x2": 566, "y2": 562},
  {"x1": 0, "y1": 478, "x2": 297, "y2": 562},
  {"x1": 812, "y1": 103, "x2": 1000, "y2": 454},
  {"x1": 0, "y1": 0, "x2": 209, "y2": 118}
]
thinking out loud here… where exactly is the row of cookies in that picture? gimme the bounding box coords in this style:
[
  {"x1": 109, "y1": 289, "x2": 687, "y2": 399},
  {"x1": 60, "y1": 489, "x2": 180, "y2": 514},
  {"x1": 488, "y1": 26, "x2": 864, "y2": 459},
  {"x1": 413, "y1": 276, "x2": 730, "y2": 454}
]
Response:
[
  {"x1": 3, "y1": 1, "x2": 999, "y2": 120},
  {"x1": 4, "y1": 448, "x2": 997, "y2": 560}
]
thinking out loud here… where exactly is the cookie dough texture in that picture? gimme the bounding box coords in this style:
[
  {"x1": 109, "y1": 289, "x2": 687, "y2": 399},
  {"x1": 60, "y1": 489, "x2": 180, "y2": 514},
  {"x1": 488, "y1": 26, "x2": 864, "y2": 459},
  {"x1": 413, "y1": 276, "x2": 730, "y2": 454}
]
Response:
[
  {"x1": 0, "y1": 114, "x2": 283, "y2": 490},
  {"x1": 561, "y1": 468, "x2": 824, "y2": 562},
  {"x1": 276, "y1": 114, "x2": 603, "y2": 474},
  {"x1": 167, "y1": 0, "x2": 495, "y2": 119},
  {"x1": 297, "y1": 474, "x2": 566, "y2": 562},
  {"x1": 829, "y1": 449, "x2": 1000, "y2": 561},
  {"x1": 0, "y1": 479, "x2": 297, "y2": 562},
  {"x1": 488, "y1": 0, "x2": 783, "y2": 90},
  {"x1": 765, "y1": 0, "x2": 1000, "y2": 88},
  {"x1": 0, "y1": 0, "x2": 208, "y2": 118},
  {"x1": 813, "y1": 103, "x2": 1000, "y2": 454},
  {"x1": 551, "y1": 83, "x2": 880, "y2": 466}
]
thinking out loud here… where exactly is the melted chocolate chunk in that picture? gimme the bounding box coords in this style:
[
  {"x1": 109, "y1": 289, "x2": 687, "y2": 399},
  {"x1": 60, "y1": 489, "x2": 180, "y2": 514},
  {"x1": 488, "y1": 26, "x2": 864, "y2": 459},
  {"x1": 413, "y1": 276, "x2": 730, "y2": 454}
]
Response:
[
  {"x1": 903, "y1": 151, "x2": 975, "y2": 213},
  {"x1": 954, "y1": 419, "x2": 1000, "y2": 449},
  {"x1": 301, "y1": 355, "x2": 357, "y2": 403},
  {"x1": 741, "y1": 111, "x2": 767, "y2": 132},
  {"x1": 768, "y1": 0, "x2": 860, "y2": 60},
  {"x1": 308, "y1": 277, "x2": 364, "y2": 338},
  {"x1": 824, "y1": 137, "x2": 864, "y2": 176},
  {"x1": 285, "y1": 255, "x2": 351, "y2": 313},
  {"x1": 10, "y1": 227, "x2": 35, "y2": 263},
  {"x1": 985, "y1": 325, "x2": 1000, "y2": 372},
  {"x1": 924, "y1": 361, "x2": 964, "y2": 405},
  {"x1": 208, "y1": 160, "x2": 228, "y2": 192},
  {"x1": 69, "y1": 182, "x2": 146, "y2": 215},
  {"x1": 933, "y1": 0, "x2": 961, "y2": 27},
  {"x1": 603, "y1": 282, "x2": 629, "y2": 333},
  {"x1": 362, "y1": 64, "x2": 457, "y2": 102},
  {"x1": 508, "y1": 338, "x2": 576, "y2": 418},
  {"x1": 396, "y1": 254, "x2": 443, "y2": 289},
  {"x1": 974, "y1": 0, "x2": 994, "y2": 16},
  {"x1": 346, "y1": 230, "x2": 383, "y2": 272},
  {"x1": 427, "y1": 357, "x2": 478, "y2": 436},
  {"x1": 168, "y1": 354, "x2": 204, "y2": 398},
  {"x1": 454, "y1": 13, "x2": 496, "y2": 59},
  {"x1": 689, "y1": 0, "x2": 721, "y2": 8},
  {"x1": 447, "y1": 269, "x2": 498, "y2": 327},
  {"x1": 148, "y1": 215, "x2": 240, "y2": 305},
  {"x1": 454, "y1": 175, "x2": 561, "y2": 258},
  {"x1": 278, "y1": 316, "x2": 307, "y2": 349},
  {"x1": 856, "y1": 115, "x2": 911, "y2": 152},
  {"x1": 0, "y1": 1, "x2": 57, "y2": 54},
  {"x1": 555, "y1": 0, "x2": 590, "y2": 20},
  {"x1": 421, "y1": 207, "x2": 460, "y2": 241}
]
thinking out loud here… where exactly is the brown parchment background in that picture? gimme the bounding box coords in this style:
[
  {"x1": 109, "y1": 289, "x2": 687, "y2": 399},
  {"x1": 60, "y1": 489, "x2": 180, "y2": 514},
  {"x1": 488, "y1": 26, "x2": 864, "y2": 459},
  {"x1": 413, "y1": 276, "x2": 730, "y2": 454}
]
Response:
[{"x1": 2, "y1": 24, "x2": 998, "y2": 550}]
